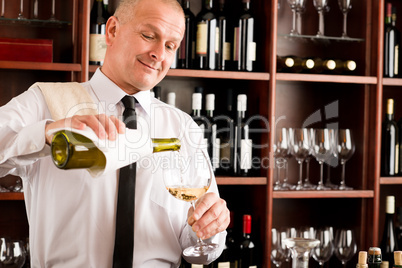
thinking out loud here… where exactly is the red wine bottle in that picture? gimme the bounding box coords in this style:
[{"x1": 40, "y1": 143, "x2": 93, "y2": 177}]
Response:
[
  {"x1": 384, "y1": 3, "x2": 400, "y2": 78},
  {"x1": 239, "y1": 215, "x2": 257, "y2": 268},
  {"x1": 195, "y1": 0, "x2": 217, "y2": 70},
  {"x1": 216, "y1": 0, "x2": 232, "y2": 70},
  {"x1": 381, "y1": 99, "x2": 399, "y2": 176},
  {"x1": 89, "y1": 0, "x2": 108, "y2": 65},
  {"x1": 234, "y1": 94, "x2": 252, "y2": 176},
  {"x1": 380, "y1": 196, "x2": 399, "y2": 267},
  {"x1": 191, "y1": 92, "x2": 208, "y2": 147},
  {"x1": 233, "y1": 0, "x2": 256, "y2": 71},
  {"x1": 179, "y1": 0, "x2": 196, "y2": 69}
]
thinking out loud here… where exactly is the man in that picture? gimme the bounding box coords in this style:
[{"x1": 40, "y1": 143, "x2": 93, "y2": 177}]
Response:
[{"x1": 0, "y1": 0, "x2": 230, "y2": 266}]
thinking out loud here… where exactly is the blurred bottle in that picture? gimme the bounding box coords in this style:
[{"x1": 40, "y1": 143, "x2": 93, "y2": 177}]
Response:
[
  {"x1": 384, "y1": 3, "x2": 400, "y2": 78},
  {"x1": 381, "y1": 99, "x2": 399, "y2": 176},
  {"x1": 216, "y1": 0, "x2": 232, "y2": 70},
  {"x1": 89, "y1": 0, "x2": 108, "y2": 65},
  {"x1": 394, "y1": 251, "x2": 402, "y2": 267},
  {"x1": 368, "y1": 247, "x2": 382, "y2": 268},
  {"x1": 380, "y1": 196, "x2": 399, "y2": 267},
  {"x1": 277, "y1": 55, "x2": 314, "y2": 73},
  {"x1": 179, "y1": 0, "x2": 196, "y2": 69}
]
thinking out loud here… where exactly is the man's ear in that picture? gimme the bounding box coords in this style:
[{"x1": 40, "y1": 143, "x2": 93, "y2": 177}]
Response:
[{"x1": 105, "y1": 16, "x2": 119, "y2": 46}]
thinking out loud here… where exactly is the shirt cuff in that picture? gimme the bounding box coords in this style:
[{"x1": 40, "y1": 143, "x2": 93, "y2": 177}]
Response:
[{"x1": 16, "y1": 120, "x2": 52, "y2": 160}]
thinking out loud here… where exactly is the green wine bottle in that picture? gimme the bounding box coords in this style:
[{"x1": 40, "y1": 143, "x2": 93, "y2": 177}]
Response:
[
  {"x1": 368, "y1": 247, "x2": 382, "y2": 268},
  {"x1": 51, "y1": 130, "x2": 181, "y2": 169}
]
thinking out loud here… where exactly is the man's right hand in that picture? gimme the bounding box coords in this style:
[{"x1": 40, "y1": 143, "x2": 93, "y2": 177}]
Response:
[{"x1": 45, "y1": 114, "x2": 126, "y2": 145}]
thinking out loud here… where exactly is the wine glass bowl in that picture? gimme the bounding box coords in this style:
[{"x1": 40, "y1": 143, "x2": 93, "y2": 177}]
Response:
[
  {"x1": 295, "y1": 0, "x2": 307, "y2": 35},
  {"x1": 312, "y1": 129, "x2": 333, "y2": 190},
  {"x1": 271, "y1": 228, "x2": 286, "y2": 267},
  {"x1": 334, "y1": 229, "x2": 357, "y2": 267},
  {"x1": 338, "y1": 0, "x2": 352, "y2": 38},
  {"x1": 162, "y1": 149, "x2": 218, "y2": 257},
  {"x1": 335, "y1": 129, "x2": 355, "y2": 190},
  {"x1": 275, "y1": 128, "x2": 294, "y2": 190},
  {"x1": 290, "y1": 128, "x2": 311, "y2": 190},
  {"x1": 0, "y1": 238, "x2": 27, "y2": 268},
  {"x1": 312, "y1": 227, "x2": 334, "y2": 267}
]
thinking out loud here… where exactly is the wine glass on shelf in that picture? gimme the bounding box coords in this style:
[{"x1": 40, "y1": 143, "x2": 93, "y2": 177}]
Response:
[
  {"x1": 290, "y1": 128, "x2": 311, "y2": 190},
  {"x1": 17, "y1": 0, "x2": 25, "y2": 19},
  {"x1": 338, "y1": 0, "x2": 352, "y2": 38},
  {"x1": 312, "y1": 227, "x2": 334, "y2": 267},
  {"x1": 334, "y1": 229, "x2": 357, "y2": 268},
  {"x1": 0, "y1": 238, "x2": 27, "y2": 268},
  {"x1": 162, "y1": 148, "x2": 218, "y2": 257},
  {"x1": 312, "y1": 129, "x2": 332, "y2": 190},
  {"x1": 287, "y1": 0, "x2": 299, "y2": 35},
  {"x1": 313, "y1": 0, "x2": 329, "y2": 37},
  {"x1": 325, "y1": 129, "x2": 338, "y2": 189},
  {"x1": 271, "y1": 228, "x2": 286, "y2": 267},
  {"x1": 49, "y1": 0, "x2": 58, "y2": 21},
  {"x1": 280, "y1": 227, "x2": 297, "y2": 264},
  {"x1": 295, "y1": 0, "x2": 307, "y2": 35},
  {"x1": 303, "y1": 128, "x2": 316, "y2": 190},
  {"x1": 276, "y1": 128, "x2": 295, "y2": 190},
  {"x1": 334, "y1": 129, "x2": 355, "y2": 190}
]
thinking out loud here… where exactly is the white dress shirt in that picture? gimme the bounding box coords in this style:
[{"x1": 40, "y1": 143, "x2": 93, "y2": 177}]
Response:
[{"x1": 0, "y1": 69, "x2": 226, "y2": 268}]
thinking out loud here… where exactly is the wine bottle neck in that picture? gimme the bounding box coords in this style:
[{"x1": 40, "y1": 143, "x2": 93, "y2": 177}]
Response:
[
  {"x1": 206, "y1": 110, "x2": 214, "y2": 117},
  {"x1": 152, "y1": 138, "x2": 181, "y2": 153},
  {"x1": 183, "y1": 0, "x2": 190, "y2": 9},
  {"x1": 204, "y1": 0, "x2": 213, "y2": 10},
  {"x1": 238, "y1": 111, "x2": 246, "y2": 119},
  {"x1": 193, "y1": 109, "x2": 202, "y2": 117}
]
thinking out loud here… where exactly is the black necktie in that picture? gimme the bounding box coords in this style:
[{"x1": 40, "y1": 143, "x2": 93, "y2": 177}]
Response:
[{"x1": 113, "y1": 96, "x2": 137, "y2": 267}]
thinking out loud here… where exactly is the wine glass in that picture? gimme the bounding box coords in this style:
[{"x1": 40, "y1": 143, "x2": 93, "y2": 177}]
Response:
[
  {"x1": 0, "y1": 238, "x2": 27, "y2": 268},
  {"x1": 276, "y1": 128, "x2": 295, "y2": 190},
  {"x1": 334, "y1": 129, "x2": 355, "y2": 190},
  {"x1": 295, "y1": 0, "x2": 307, "y2": 35},
  {"x1": 312, "y1": 129, "x2": 332, "y2": 190},
  {"x1": 49, "y1": 0, "x2": 58, "y2": 21},
  {"x1": 280, "y1": 227, "x2": 297, "y2": 263},
  {"x1": 271, "y1": 228, "x2": 285, "y2": 267},
  {"x1": 334, "y1": 229, "x2": 357, "y2": 267},
  {"x1": 338, "y1": 0, "x2": 352, "y2": 38},
  {"x1": 313, "y1": 0, "x2": 329, "y2": 37},
  {"x1": 287, "y1": 0, "x2": 298, "y2": 35},
  {"x1": 17, "y1": 0, "x2": 25, "y2": 19},
  {"x1": 290, "y1": 128, "x2": 311, "y2": 190},
  {"x1": 303, "y1": 128, "x2": 316, "y2": 190},
  {"x1": 325, "y1": 129, "x2": 338, "y2": 189},
  {"x1": 162, "y1": 148, "x2": 218, "y2": 257},
  {"x1": 312, "y1": 227, "x2": 334, "y2": 267}
]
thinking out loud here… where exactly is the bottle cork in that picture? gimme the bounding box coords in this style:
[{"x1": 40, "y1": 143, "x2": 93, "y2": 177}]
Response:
[
  {"x1": 395, "y1": 251, "x2": 402, "y2": 265},
  {"x1": 357, "y1": 251, "x2": 368, "y2": 268},
  {"x1": 380, "y1": 261, "x2": 389, "y2": 268}
]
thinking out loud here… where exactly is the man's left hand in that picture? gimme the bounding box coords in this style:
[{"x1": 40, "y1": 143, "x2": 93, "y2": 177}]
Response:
[{"x1": 187, "y1": 192, "x2": 230, "y2": 240}]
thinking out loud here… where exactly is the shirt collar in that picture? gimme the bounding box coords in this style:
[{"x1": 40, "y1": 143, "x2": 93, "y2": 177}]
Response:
[{"x1": 89, "y1": 68, "x2": 152, "y2": 116}]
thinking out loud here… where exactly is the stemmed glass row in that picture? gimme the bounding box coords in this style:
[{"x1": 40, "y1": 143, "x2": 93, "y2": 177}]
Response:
[
  {"x1": 1, "y1": 0, "x2": 58, "y2": 21},
  {"x1": 274, "y1": 128, "x2": 355, "y2": 191},
  {"x1": 271, "y1": 226, "x2": 357, "y2": 268},
  {"x1": 287, "y1": 0, "x2": 352, "y2": 38}
]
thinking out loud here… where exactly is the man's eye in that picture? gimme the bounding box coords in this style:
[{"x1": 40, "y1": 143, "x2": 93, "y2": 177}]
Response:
[
  {"x1": 142, "y1": 34, "x2": 152, "y2": 39},
  {"x1": 166, "y1": 44, "x2": 175, "y2": 51}
]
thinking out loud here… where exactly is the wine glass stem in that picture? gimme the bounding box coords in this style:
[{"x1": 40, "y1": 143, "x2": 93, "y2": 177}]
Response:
[
  {"x1": 191, "y1": 201, "x2": 204, "y2": 244},
  {"x1": 291, "y1": 9, "x2": 297, "y2": 33},
  {"x1": 341, "y1": 162, "x2": 346, "y2": 186},
  {"x1": 19, "y1": 0, "x2": 23, "y2": 17},
  {"x1": 52, "y1": 0, "x2": 56, "y2": 17},
  {"x1": 320, "y1": 163, "x2": 324, "y2": 185},
  {"x1": 1, "y1": 0, "x2": 4, "y2": 17},
  {"x1": 298, "y1": 160, "x2": 303, "y2": 185},
  {"x1": 305, "y1": 159, "x2": 310, "y2": 182},
  {"x1": 342, "y1": 13, "x2": 348, "y2": 36},
  {"x1": 318, "y1": 11, "x2": 324, "y2": 35}
]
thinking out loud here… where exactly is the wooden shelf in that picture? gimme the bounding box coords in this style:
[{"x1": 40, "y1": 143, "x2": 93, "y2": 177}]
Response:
[
  {"x1": 0, "y1": 61, "x2": 81, "y2": 71},
  {"x1": 276, "y1": 73, "x2": 377, "y2": 84},
  {"x1": 383, "y1": 78, "x2": 402, "y2": 86},
  {"x1": 273, "y1": 190, "x2": 374, "y2": 199},
  {"x1": 380, "y1": 177, "x2": 402, "y2": 184},
  {"x1": 167, "y1": 69, "x2": 270, "y2": 80},
  {"x1": 0, "y1": 192, "x2": 24, "y2": 201},
  {"x1": 216, "y1": 176, "x2": 267, "y2": 185}
]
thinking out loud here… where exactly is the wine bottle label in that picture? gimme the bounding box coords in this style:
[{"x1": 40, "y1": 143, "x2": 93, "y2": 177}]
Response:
[
  {"x1": 196, "y1": 23, "x2": 208, "y2": 55},
  {"x1": 247, "y1": 42, "x2": 256, "y2": 62},
  {"x1": 240, "y1": 139, "x2": 252, "y2": 170},
  {"x1": 217, "y1": 262, "x2": 230, "y2": 268},
  {"x1": 89, "y1": 33, "x2": 107, "y2": 62},
  {"x1": 233, "y1": 27, "x2": 240, "y2": 61},
  {"x1": 191, "y1": 265, "x2": 203, "y2": 268},
  {"x1": 223, "y1": 42, "x2": 231, "y2": 60},
  {"x1": 215, "y1": 27, "x2": 220, "y2": 54}
]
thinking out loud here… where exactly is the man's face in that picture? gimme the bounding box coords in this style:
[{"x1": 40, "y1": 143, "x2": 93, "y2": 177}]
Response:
[{"x1": 103, "y1": 0, "x2": 184, "y2": 94}]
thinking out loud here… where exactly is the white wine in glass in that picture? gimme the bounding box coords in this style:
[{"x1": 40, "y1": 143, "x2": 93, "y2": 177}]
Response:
[{"x1": 163, "y1": 149, "x2": 218, "y2": 257}]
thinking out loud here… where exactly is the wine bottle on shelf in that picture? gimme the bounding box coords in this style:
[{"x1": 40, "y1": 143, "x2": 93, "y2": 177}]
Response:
[
  {"x1": 381, "y1": 261, "x2": 389, "y2": 268},
  {"x1": 234, "y1": 94, "x2": 252, "y2": 176},
  {"x1": 89, "y1": 0, "x2": 108, "y2": 65},
  {"x1": 368, "y1": 247, "x2": 382, "y2": 268},
  {"x1": 179, "y1": 0, "x2": 196, "y2": 69},
  {"x1": 50, "y1": 130, "x2": 180, "y2": 170},
  {"x1": 211, "y1": 211, "x2": 239, "y2": 267},
  {"x1": 233, "y1": 0, "x2": 256, "y2": 71},
  {"x1": 239, "y1": 214, "x2": 258, "y2": 268},
  {"x1": 103, "y1": 0, "x2": 111, "y2": 20},
  {"x1": 384, "y1": 3, "x2": 400, "y2": 78},
  {"x1": 205, "y1": 94, "x2": 220, "y2": 172},
  {"x1": 397, "y1": 207, "x2": 402, "y2": 250},
  {"x1": 191, "y1": 92, "x2": 208, "y2": 147},
  {"x1": 195, "y1": 0, "x2": 217, "y2": 70},
  {"x1": 381, "y1": 99, "x2": 399, "y2": 176},
  {"x1": 380, "y1": 195, "x2": 399, "y2": 267},
  {"x1": 394, "y1": 251, "x2": 402, "y2": 268},
  {"x1": 357, "y1": 251, "x2": 368, "y2": 268},
  {"x1": 217, "y1": 88, "x2": 235, "y2": 176},
  {"x1": 153, "y1": 86, "x2": 161, "y2": 100},
  {"x1": 276, "y1": 55, "x2": 314, "y2": 73},
  {"x1": 216, "y1": 0, "x2": 232, "y2": 70},
  {"x1": 167, "y1": 92, "x2": 176, "y2": 107}
]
